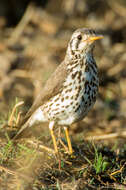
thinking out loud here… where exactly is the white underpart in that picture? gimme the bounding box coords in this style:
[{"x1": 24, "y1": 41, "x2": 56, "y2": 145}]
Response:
[{"x1": 29, "y1": 107, "x2": 48, "y2": 126}]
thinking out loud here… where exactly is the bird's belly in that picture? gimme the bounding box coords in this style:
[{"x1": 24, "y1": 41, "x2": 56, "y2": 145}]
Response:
[
  {"x1": 59, "y1": 89, "x2": 97, "y2": 125},
  {"x1": 42, "y1": 80, "x2": 98, "y2": 125}
]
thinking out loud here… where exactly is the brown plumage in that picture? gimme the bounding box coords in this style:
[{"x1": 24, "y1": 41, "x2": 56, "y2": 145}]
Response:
[{"x1": 26, "y1": 61, "x2": 68, "y2": 120}]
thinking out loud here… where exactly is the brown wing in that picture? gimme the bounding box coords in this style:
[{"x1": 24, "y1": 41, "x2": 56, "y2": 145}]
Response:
[{"x1": 21, "y1": 60, "x2": 68, "y2": 124}]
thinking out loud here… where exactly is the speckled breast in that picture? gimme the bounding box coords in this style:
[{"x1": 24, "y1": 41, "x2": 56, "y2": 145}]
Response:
[{"x1": 42, "y1": 56, "x2": 99, "y2": 126}]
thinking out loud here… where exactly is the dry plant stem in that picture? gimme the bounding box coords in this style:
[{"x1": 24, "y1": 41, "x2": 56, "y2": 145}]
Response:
[
  {"x1": 26, "y1": 139, "x2": 55, "y2": 154},
  {"x1": 0, "y1": 165, "x2": 16, "y2": 176},
  {"x1": 86, "y1": 130, "x2": 126, "y2": 140},
  {"x1": 0, "y1": 165, "x2": 32, "y2": 181},
  {"x1": 8, "y1": 3, "x2": 34, "y2": 45},
  {"x1": 16, "y1": 111, "x2": 22, "y2": 126},
  {"x1": 113, "y1": 183, "x2": 126, "y2": 189},
  {"x1": 110, "y1": 163, "x2": 125, "y2": 176},
  {"x1": 59, "y1": 138, "x2": 69, "y2": 153},
  {"x1": 8, "y1": 101, "x2": 24, "y2": 126}
]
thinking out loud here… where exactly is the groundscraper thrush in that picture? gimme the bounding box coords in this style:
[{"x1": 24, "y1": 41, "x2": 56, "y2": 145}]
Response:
[{"x1": 14, "y1": 28, "x2": 103, "y2": 154}]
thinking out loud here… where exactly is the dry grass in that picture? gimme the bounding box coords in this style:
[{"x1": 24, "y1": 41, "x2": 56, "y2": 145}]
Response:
[{"x1": 0, "y1": 101, "x2": 126, "y2": 189}]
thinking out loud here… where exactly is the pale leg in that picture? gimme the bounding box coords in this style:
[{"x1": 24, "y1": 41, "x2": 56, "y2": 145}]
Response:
[
  {"x1": 64, "y1": 127, "x2": 73, "y2": 154},
  {"x1": 49, "y1": 121, "x2": 58, "y2": 153}
]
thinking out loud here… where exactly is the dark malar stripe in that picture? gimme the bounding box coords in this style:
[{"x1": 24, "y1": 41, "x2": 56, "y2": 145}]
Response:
[
  {"x1": 69, "y1": 39, "x2": 74, "y2": 55},
  {"x1": 75, "y1": 38, "x2": 80, "y2": 49}
]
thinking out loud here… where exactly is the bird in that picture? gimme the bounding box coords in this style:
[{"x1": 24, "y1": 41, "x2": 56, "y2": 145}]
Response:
[{"x1": 14, "y1": 28, "x2": 103, "y2": 154}]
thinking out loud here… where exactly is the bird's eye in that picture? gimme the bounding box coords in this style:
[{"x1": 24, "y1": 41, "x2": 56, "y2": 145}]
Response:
[{"x1": 77, "y1": 35, "x2": 82, "y2": 40}]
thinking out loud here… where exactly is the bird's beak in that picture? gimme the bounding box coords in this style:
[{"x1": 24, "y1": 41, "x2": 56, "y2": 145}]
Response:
[{"x1": 87, "y1": 36, "x2": 104, "y2": 42}]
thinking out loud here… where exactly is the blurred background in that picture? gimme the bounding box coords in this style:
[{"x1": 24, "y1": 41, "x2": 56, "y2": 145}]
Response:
[{"x1": 0, "y1": 0, "x2": 126, "y2": 140}]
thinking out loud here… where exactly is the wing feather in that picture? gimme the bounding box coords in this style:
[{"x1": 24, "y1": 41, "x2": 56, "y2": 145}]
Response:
[{"x1": 21, "y1": 61, "x2": 68, "y2": 124}]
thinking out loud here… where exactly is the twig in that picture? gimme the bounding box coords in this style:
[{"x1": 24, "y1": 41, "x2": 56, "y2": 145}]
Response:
[
  {"x1": 85, "y1": 131, "x2": 126, "y2": 140},
  {"x1": 16, "y1": 111, "x2": 22, "y2": 126},
  {"x1": 113, "y1": 183, "x2": 126, "y2": 190},
  {"x1": 59, "y1": 138, "x2": 69, "y2": 153},
  {"x1": 110, "y1": 163, "x2": 126, "y2": 176},
  {"x1": 26, "y1": 139, "x2": 55, "y2": 154},
  {"x1": 0, "y1": 165, "x2": 32, "y2": 181},
  {"x1": 0, "y1": 165, "x2": 16, "y2": 176},
  {"x1": 8, "y1": 101, "x2": 24, "y2": 126}
]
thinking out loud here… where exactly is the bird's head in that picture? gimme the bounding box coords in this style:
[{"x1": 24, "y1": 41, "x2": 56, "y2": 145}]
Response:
[{"x1": 67, "y1": 28, "x2": 103, "y2": 55}]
